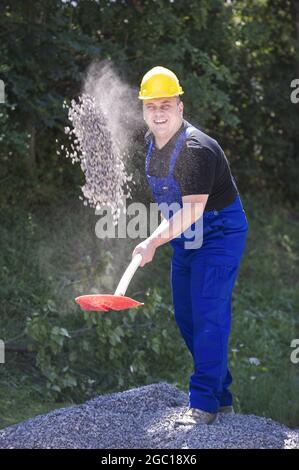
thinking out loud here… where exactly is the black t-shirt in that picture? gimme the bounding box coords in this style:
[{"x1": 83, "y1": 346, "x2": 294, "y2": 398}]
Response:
[{"x1": 145, "y1": 119, "x2": 238, "y2": 211}]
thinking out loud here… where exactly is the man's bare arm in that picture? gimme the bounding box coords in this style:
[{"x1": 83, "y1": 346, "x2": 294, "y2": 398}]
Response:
[{"x1": 148, "y1": 194, "x2": 209, "y2": 248}]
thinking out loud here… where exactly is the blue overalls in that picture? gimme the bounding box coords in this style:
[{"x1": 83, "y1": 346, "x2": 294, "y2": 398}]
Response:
[{"x1": 145, "y1": 126, "x2": 248, "y2": 413}]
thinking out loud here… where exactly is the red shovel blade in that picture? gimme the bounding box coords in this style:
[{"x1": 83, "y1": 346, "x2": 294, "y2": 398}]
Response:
[{"x1": 75, "y1": 294, "x2": 144, "y2": 312}]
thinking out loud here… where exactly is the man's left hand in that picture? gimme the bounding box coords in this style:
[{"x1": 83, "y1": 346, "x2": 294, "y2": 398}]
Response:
[{"x1": 132, "y1": 239, "x2": 157, "y2": 267}]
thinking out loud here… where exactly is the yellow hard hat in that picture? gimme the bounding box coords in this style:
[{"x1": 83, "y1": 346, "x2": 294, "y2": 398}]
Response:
[{"x1": 139, "y1": 66, "x2": 184, "y2": 100}]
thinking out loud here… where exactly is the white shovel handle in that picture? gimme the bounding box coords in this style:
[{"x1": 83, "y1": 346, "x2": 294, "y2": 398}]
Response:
[{"x1": 114, "y1": 253, "x2": 143, "y2": 296}]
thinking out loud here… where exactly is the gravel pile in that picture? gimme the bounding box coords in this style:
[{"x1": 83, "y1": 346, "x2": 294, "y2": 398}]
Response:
[{"x1": 0, "y1": 382, "x2": 298, "y2": 449}]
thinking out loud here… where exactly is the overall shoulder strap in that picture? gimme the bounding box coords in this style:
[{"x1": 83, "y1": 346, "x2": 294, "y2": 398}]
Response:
[
  {"x1": 168, "y1": 126, "x2": 195, "y2": 175},
  {"x1": 145, "y1": 138, "x2": 154, "y2": 174}
]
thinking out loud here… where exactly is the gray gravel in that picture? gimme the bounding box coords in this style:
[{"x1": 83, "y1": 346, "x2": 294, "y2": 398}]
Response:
[{"x1": 0, "y1": 382, "x2": 298, "y2": 449}]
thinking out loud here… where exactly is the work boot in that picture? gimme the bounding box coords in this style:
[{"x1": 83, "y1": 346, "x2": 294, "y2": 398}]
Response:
[
  {"x1": 174, "y1": 407, "x2": 217, "y2": 426},
  {"x1": 219, "y1": 405, "x2": 234, "y2": 414}
]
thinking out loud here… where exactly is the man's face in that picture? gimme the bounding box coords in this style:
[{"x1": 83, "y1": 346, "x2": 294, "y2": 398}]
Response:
[{"x1": 143, "y1": 96, "x2": 184, "y2": 139}]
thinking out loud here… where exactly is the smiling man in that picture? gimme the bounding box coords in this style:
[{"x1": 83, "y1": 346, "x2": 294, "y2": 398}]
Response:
[{"x1": 132, "y1": 66, "x2": 248, "y2": 425}]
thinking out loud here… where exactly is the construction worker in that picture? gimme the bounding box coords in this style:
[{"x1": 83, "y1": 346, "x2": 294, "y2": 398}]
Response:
[{"x1": 132, "y1": 66, "x2": 248, "y2": 425}]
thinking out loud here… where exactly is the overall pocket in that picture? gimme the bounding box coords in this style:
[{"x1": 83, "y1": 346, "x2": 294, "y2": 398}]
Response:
[{"x1": 201, "y1": 263, "x2": 239, "y2": 300}]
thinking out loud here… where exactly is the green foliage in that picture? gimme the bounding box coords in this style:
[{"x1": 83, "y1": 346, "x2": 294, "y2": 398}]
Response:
[
  {"x1": 0, "y1": 0, "x2": 101, "y2": 201},
  {"x1": 1, "y1": 0, "x2": 298, "y2": 204},
  {"x1": 25, "y1": 312, "x2": 76, "y2": 394}
]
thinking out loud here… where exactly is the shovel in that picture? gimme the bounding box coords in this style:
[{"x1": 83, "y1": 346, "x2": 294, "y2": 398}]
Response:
[{"x1": 75, "y1": 253, "x2": 144, "y2": 312}]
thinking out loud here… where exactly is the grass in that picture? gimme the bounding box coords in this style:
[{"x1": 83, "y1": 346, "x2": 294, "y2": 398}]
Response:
[{"x1": 0, "y1": 356, "x2": 72, "y2": 429}]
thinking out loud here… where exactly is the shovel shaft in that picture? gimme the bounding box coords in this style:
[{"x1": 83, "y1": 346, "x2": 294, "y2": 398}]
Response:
[{"x1": 114, "y1": 253, "x2": 143, "y2": 296}]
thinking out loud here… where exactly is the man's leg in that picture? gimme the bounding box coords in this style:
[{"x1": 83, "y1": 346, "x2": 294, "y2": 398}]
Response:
[
  {"x1": 171, "y1": 255, "x2": 193, "y2": 358},
  {"x1": 215, "y1": 294, "x2": 233, "y2": 408},
  {"x1": 189, "y1": 257, "x2": 239, "y2": 413}
]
